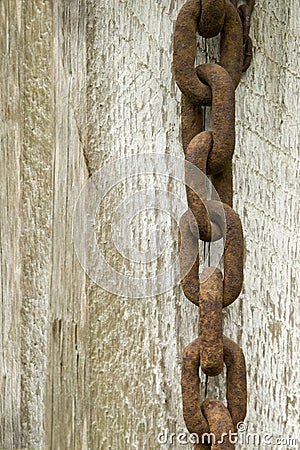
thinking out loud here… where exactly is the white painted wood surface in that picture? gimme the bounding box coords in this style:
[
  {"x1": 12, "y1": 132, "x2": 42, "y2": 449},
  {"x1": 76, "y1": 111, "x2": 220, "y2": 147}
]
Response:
[{"x1": 0, "y1": 1, "x2": 299, "y2": 449}]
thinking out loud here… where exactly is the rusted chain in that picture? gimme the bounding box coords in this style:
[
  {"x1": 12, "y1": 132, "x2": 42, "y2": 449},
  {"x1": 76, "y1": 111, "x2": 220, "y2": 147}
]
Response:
[
  {"x1": 224, "y1": 336, "x2": 247, "y2": 429},
  {"x1": 198, "y1": 0, "x2": 225, "y2": 38},
  {"x1": 184, "y1": 131, "x2": 212, "y2": 241},
  {"x1": 185, "y1": 132, "x2": 225, "y2": 241},
  {"x1": 208, "y1": 201, "x2": 244, "y2": 307},
  {"x1": 179, "y1": 211, "x2": 200, "y2": 306},
  {"x1": 180, "y1": 201, "x2": 244, "y2": 308},
  {"x1": 181, "y1": 94, "x2": 204, "y2": 153},
  {"x1": 196, "y1": 64, "x2": 235, "y2": 176},
  {"x1": 173, "y1": 0, "x2": 243, "y2": 105},
  {"x1": 181, "y1": 337, "x2": 210, "y2": 436},
  {"x1": 201, "y1": 399, "x2": 235, "y2": 449},
  {"x1": 199, "y1": 267, "x2": 224, "y2": 376},
  {"x1": 174, "y1": 0, "x2": 254, "y2": 446},
  {"x1": 182, "y1": 337, "x2": 247, "y2": 439},
  {"x1": 219, "y1": 0, "x2": 243, "y2": 89},
  {"x1": 183, "y1": 63, "x2": 236, "y2": 240},
  {"x1": 230, "y1": 0, "x2": 255, "y2": 71}
]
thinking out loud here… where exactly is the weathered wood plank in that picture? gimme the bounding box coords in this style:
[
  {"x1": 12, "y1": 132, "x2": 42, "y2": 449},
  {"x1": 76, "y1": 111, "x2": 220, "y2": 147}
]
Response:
[
  {"x1": 45, "y1": 1, "x2": 89, "y2": 449},
  {"x1": 0, "y1": 1, "x2": 22, "y2": 446}
]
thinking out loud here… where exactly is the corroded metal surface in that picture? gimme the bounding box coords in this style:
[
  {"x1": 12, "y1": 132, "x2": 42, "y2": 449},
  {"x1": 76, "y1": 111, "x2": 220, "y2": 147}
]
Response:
[
  {"x1": 219, "y1": 0, "x2": 243, "y2": 89},
  {"x1": 202, "y1": 399, "x2": 235, "y2": 449},
  {"x1": 181, "y1": 337, "x2": 210, "y2": 436},
  {"x1": 207, "y1": 201, "x2": 244, "y2": 307},
  {"x1": 181, "y1": 94, "x2": 204, "y2": 153},
  {"x1": 173, "y1": 0, "x2": 210, "y2": 105},
  {"x1": 173, "y1": 0, "x2": 244, "y2": 105},
  {"x1": 224, "y1": 336, "x2": 247, "y2": 429},
  {"x1": 185, "y1": 131, "x2": 212, "y2": 241},
  {"x1": 179, "y1": 211, "x2": 200, "y2": 306},
  {"x1": 199, "y1": 267, "x2": 224, "y2": 376},
  {"x1": 199, "y1": 0, "x2": 225, "y2": 38},
  {"x1": 182, "y1": 336, "x2": 247, "y2": 443},
  {"x1": 196, "y1": 64, "x2": 235, "y2": 175}
]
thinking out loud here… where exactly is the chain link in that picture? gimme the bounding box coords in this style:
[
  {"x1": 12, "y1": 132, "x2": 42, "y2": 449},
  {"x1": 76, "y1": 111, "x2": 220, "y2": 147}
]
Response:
[{"x1": 174, "y1": 0, "x2": 254, "y2": 446}]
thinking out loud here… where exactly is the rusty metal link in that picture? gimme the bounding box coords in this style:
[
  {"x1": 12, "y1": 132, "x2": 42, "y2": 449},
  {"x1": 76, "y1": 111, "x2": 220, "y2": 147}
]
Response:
[
  {"x1": 199, "y1": 267, "x2": 224, "y2": 376},
  {"x1": 238, "y1": 0, "x2": 255, "y2": 40},
  {"x1": 224, "y1": 336, "x2": 247, "y2": 429},
  {"x1": 184, "y1": 63, "x2": 235, "y2": 213},
  {"x1": 229, "y1": 0, "x2": 255, "y2": 71},
  {"x1": 178, "y1": 211, "x2": 200, "y2": 306},
  {"x1": 208, "y1": 201, "x2": 244, "y2": 307},
  {"x1": 173, "y1": 0, "x2": 243, "y2": 106},
  {"x1": 181, "y1": 94, "x2": 204, "y2": 153},
  {"x1": 183, "y1": 63, "x2": 236, "y2": 242},
  {"x1": 198, "y1": 0, "x2": 225, "y2": 38},
  {"x1": 179, "y1": 201, "x2": 243, "y2": 308},
  {"x1": 185, "y1": 130, "x2": 213, "y2": 241},
  {"x1": 181, "y1": 337, "x2": 210, "y2": 437},
  {"x1": 181, "y1": 337, "x2": 247, "y2": 438},
  {"x1": 174, "y1": 0, "x2": 254, "y2": 446},
  {"x1": 201, "y1": 400, "x2": 235, "y2": 449},
  {"x1": 218, "y1": 0, "x2": 244, "y2": 89},
  {"x1": 196, "y1": 64, "x2": 235, "y2": 176}
]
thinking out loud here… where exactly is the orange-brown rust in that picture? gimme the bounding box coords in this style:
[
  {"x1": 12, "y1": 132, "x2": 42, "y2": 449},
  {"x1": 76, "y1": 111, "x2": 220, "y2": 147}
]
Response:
[
  {"x1": 181, "y1": 337, "x2": 210, "y2": 436},
  {"x1": 183, "y1": 62, "x2": 235, "y2": 238},
  {"x1": 173, "y1": 0, "x2": 212, "y2": 105},
  {"x1": 196, "y1": 64, "x2": 235, "y2": 175},
  {"x1": 179, "y1": 211, "x2": 200, "y2": 306},
  {"x1": 175, "y1": 0, "x2": 254, "y2": 441},
  {"x1": 182, "y1": 337, "x2": 247, "y2": 440},
  {"x1": 199, "y1": 267, "x2": 224, "y2": 376},
  {"x1": 173, "y1": 0, "x2": 243, "y2": 106},
  {"x1": 179, "y1": 199, "x2": 244, "y2": 308},
  {"x1": 185, "y1": 131, "x2": 224, "y2": 242},
  {"x1": 185, "y1": 131, "x2": 212, "y2": 241},
  {"x1": 208, "y1": 201, "x2": 244, "y2": 307},
  {"x1": 195, "y1": 444, "x2": 211, "y2": 450},
  {"x1": 211, "y1": 161, "x2": 233, "y2": 207},
  {"x1": 181, "y1": 94, "x2": 204, "y2": 153},
  {"x1": 201, "y1": 399, "x2": 235, "y2": 449},
  {"x1": 199, "y1": 0, "x2": 225, "y2": 38},
  {"x1": 224, "y1": 336, "x2": 247, "y2": 429},
  {"x1": 220, "y1": 0, "x2": 243, "y2": 89}
]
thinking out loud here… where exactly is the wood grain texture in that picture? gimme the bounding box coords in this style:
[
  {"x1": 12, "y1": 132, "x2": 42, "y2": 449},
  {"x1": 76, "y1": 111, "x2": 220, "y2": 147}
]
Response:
[
  {"x1": 1, "y1": 0, "x2": 54, "y2": 447},
  {"x1": 0, "y1": 1, "x2": 299, "y2": 449},
  {"x1": 45, "y1": 1, "x2": 89, "y2": 450}
]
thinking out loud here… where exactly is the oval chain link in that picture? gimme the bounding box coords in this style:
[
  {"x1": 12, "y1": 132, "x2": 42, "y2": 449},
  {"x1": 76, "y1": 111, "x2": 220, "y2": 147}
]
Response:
[{"x1": 174, "y1": 0, "x2": 254, "y2": 446}]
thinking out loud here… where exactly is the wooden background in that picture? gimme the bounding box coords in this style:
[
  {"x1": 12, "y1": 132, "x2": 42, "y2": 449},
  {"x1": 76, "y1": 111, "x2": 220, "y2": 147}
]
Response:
[{"x1": 0, "y1": 0, "x2": 299, "y2": 449}]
